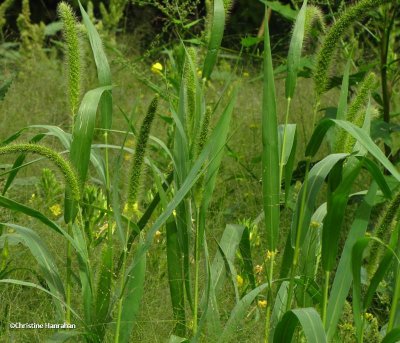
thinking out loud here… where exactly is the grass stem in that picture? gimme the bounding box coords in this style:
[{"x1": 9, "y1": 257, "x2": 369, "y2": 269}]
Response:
[{"x1": 286, "y1": 158, "x2": 311, "y2": 311}]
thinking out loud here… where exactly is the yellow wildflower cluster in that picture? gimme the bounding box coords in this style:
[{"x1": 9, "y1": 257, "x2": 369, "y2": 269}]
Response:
[
  {"x1": 255, "y1": 265, "x2": 263, "y2": 274},
  {"x1": 49, "y1": 204, "x2": 62, "y2": 217},
  {"x1": 265, "y1": 250, "x2": 278, "y2": 261},
  {"x1": 151, "y1": 62, "x2": 163, "y2": 75},
  {"x1": 257, "y1": 299, "x2": 267, "y2": 308}
]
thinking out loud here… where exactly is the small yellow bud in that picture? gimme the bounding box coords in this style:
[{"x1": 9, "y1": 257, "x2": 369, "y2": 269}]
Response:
[
  {"x1": 236, "y1": 274, "x2": 244, "y2": 287},
  {"x1": 265, "y1": 250, "x2": 278, "y2": 261},
  {"x1": 151, "y1": 62, "x2": 163, "y2": 74},
  {"x1": 243, "y1": 71, "x2": 250, "y2": 78},
  {"x1": 49, "y1": 204, "x2": 62, "y2": 217},
  {"x1": 258, "y1": 299, "x2": 267, "y2": 308},
  {"x1": 255, "y1": 265, "x2": 263, "y2": 274}
]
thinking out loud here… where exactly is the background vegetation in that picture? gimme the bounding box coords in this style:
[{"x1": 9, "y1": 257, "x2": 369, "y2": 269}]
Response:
[{"x1": 0, "y1": 0, "x2": 400, "y2": 342}]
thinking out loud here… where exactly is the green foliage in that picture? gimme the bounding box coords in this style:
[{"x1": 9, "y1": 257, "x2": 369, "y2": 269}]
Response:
[
  {"x1": 99, "y1": 0, "x2": 129, "y2": 34},
  {"x1": 16, "y1": 0, "x2": 46, "y2": 57},
  {"x1": 314, "y1": 0, "x2": 389, "y2": 96},
  {"x1": 0, "y1": 0, "x2": 14, "y2": 37}
]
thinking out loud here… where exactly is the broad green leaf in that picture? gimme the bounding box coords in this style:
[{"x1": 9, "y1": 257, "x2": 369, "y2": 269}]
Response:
[
  {"x1": 270, "y1": 281, "x2": 289, "y2": 340},
  {"x1": 285, "y1": 0, "x2": 308, "y2": 99},
  {"x1": 382, "y1": 328, "x2": 400, "y2": 343},
  {"x1": 118, "y1": 238, "x2": 146, "y2": 343},
  {"x1": 291, "y1": 153, "x2": 348, "y2": 248},
  {"x1": 260, "y1": 1, "x2": 298, "y2": 21},
  {"x1": 64, "y1": 85, "x2": 112, "y2": 223},
  {"x1": 78, "y1": 1, "x2": 112, "y2": 129},
  {"x1": 327, "y1": 182, "x2": 376, "y2": 343},
  {"x1": 306, "y1": 119, "x2": 400, "y2": 182},
  {"x1": 93, "y1": 244, "x2": 113, "y2": 340},
  {"x1": 239, "y1": 226, "x2": 256, "y2": 290},
  {"x1": 0, "y1": 195, "x2": 63, "y2": 234},
  {"x1": 322, "y1": 159, "x2": 363, "y2": 271},
  {"x1": 166, "y1": 218, "x2": 186, "y2": 336},
  {"x1": 0, "y1": 224, "x2": 65, "y2": 318},
  {"x1": 217, "y1": 283, "x2": 269, "y2": 342},
  {"x1": 202, "y1": 0, "x2": 225, "y2": 79},
  {"x1": 273, "y1": 308, "x2": 327, "y2": 343},
  {"x1": 262, "y1": 8, "x2": 280, "y2": 251}
]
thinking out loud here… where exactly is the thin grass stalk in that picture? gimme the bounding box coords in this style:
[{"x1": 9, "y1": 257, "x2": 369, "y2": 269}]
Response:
[
  {"x1": 286, "y1": 158, "x2": 311, "y2": 311},
  {"x1": 114, "y1": 220, "x2": 131, "y2": 343},
  {"x1": 322, "y1": 270, "x2": 330, "y2": 328},
  {"x1": 66, "y1": 222, "x2": 72, "y2": 323},
  {"x1": 388, "y1": 231, "x2": 400, "y2": 331},
  {"x1": 262, "y1": 5, "x2": 280, "y2": 340},
  {"x1": 193, "y1": 206, "x2": 201, "y2": 334}
]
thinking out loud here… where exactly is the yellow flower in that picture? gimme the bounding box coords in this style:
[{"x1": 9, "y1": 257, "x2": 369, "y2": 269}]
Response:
[
  {"x1": 243, "y1": 71, "x2": 250, "y2": 78},
  {"x1": 236, "y1": 274, "x2": 244, "y2": 287},
  {"x1": 266, "y1": 250, "x2": 278, "y2": 261},
  {"x1": 49, "y1": 204, "x2": 62, "y2": 217},
  {"x1": 151, "y1": 62, "x2": 163, "y2": 74},
  {"x1": 173, "y1": 209, "x2": 177, "y2": 217},
  {"x1": 255, "y1": 265, "x2": 263, "y2": 274},
  {"x1": 258, "y1": 299, "x2": 267, "y2": 308},
  {"x1": 124, "y1": 153, "x2": 132, "y2": 161}
]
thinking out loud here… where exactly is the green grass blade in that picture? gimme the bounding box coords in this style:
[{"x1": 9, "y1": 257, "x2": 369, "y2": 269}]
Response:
[
  {"x1": 0, "y1": 224, "x2": 65, "y2": 317},
  {"x1": 65, "y1": 85, "x2": 112, "y2": 223},
  {"x1": 273, "y1": 308, "x2": 327, "y2": 343},
  {"x1": 285, "y1": 0, "x2": 308, "y2": 99},
  {"x1": 291, "y1": 153, "x2": 348, "y2": 248},
  {"x1": 118, "y1": 238, "x2": 147, "y2": 343},
  {"x1": 0, "y1": 279, "x2": 81, "y2": 322},
  {"x1": 69, "y1": 223, "x2": 93, "y2": 327},
  {"x1": 239, "y1": 226, "x2": 256, "y2": 290},
  {"x1": 93, "y1": 244, "x2": 113, "y2": 340},
  {"x1": 278, "y1": 124, "x2": 297, "y2": 202},
  {"x1": 0, "y1": 195, "x2": 63, "y2": 235},
  {"x1": 326, "y1": 183, "x2": 378, "y2": 340},
  {"x1": 269, "y1": 281, "x2": 289, "y2": 340},
  {"x1": 262, "y1": 7, "x2": 280, "y2": 251},
  {"x1": 322, "y1": 160, "x2": 363, "y2": 271},
  {"x1": 207, "y1": 224, "x2": 245, "y2": 298},
  {"x1": 202, "y1": 0, "x2": 225, "y2": 79},
  {"x1": 166, "y1": 218, "x2": 186, "y2": 336},
  {"x1": 382, "y1": 328, "x2": 400, "y2": 343},
  {"x1": 217, "y1": 283, "x2": 269, "y2": 342},
  {"x1": 306, "y1": 119, "x2": 400, "y2": 182},
  {"x1": 78, "y1": 1, "x2": 112, "y2": 129}
]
